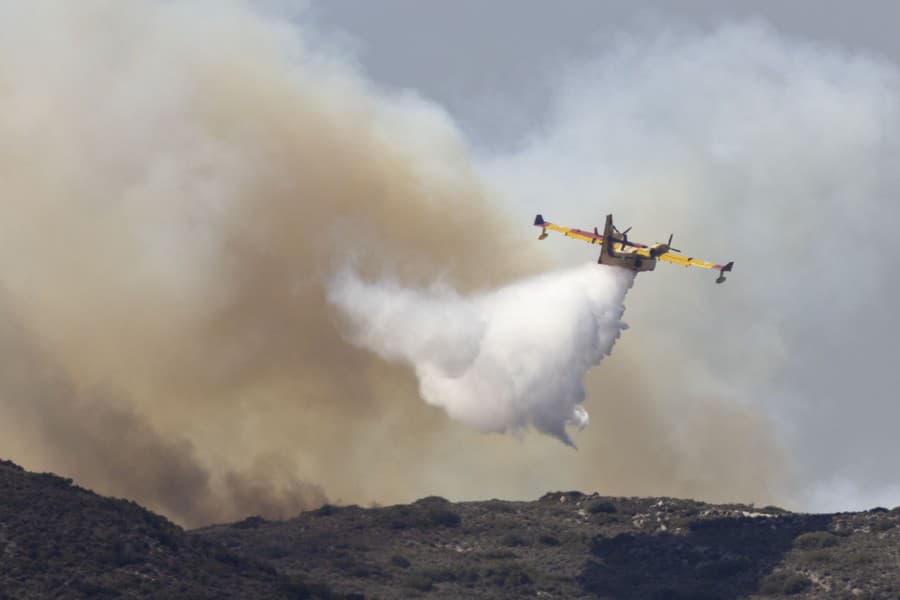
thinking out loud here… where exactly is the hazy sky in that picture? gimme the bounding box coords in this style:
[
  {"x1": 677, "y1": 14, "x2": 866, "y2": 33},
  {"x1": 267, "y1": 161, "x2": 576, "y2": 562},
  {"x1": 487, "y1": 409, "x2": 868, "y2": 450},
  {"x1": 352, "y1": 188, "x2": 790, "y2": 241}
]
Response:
[{"x1": 308, "y1": 1, "x2": 900, "y2": 148}]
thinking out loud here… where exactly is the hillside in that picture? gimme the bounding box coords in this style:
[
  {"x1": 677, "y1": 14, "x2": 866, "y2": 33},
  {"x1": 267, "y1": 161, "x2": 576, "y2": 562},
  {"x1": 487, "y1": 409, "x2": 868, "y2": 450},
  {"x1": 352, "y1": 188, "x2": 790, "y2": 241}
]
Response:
[
  {"x1": 199, "y1": 493, "x2": 900, "y2": 599},
  {"x1": 0, "y1": 459, "x2": 334, "y2": 599},
  {"x1": 2, "y1": 459, "x2": 899, "y2": 599}
]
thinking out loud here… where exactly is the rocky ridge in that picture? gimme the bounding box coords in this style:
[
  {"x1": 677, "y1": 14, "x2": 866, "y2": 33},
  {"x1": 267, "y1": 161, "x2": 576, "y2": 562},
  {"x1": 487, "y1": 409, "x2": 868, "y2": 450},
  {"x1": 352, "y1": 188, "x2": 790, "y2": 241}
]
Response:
[{"x1": 2, "y1": 459, "x2": 899, "y2": 599}]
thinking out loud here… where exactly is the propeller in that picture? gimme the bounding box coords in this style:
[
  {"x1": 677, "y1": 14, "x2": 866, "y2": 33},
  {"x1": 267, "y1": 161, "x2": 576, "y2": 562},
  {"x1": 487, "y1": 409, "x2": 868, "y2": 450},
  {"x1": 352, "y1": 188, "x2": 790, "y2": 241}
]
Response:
[
  {"x1": 666, "y1": 233, "x2": 681, "y2": 253},
  {"x1": 613, "y1": 224, "x2": 632, "y2": 244}
]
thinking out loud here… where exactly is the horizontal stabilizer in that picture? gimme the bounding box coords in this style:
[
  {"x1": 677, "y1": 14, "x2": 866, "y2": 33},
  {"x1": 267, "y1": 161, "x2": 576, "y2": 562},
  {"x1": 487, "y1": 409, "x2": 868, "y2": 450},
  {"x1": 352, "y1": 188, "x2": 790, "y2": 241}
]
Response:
[{"x1": 715, "y1": 261, "x2": 734, "y2": 284}]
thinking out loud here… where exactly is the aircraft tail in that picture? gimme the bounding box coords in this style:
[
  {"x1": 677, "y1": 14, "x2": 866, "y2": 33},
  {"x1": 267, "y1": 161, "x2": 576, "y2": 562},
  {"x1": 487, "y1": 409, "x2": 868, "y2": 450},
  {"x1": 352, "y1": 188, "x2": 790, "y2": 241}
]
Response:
[
  {"x1": 598, "y1": 214, "x2": 616, "y2": 264},
  {"x1": 534, "y1": 214, "x2": 549, "y2": 240},
  {"x1": 715, "y1": 261, "x2": 734, "y2": 284}
]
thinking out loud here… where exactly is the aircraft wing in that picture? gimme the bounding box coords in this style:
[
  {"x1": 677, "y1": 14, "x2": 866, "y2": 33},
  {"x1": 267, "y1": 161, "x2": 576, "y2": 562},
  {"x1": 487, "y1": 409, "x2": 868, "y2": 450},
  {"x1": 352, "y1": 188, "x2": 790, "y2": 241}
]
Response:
[
  {"x1": 534, "y1": 215, "x2": 604, "y2": 245},
  {"x1": 656, "y1": 251, "x2": 721, "y2": 270},
  {"x1": 632, "y1": 246, "x2": 732, "y2": 271},
  {"x1": 534, "y1": 215, "x2": 640, "y2": 248}
]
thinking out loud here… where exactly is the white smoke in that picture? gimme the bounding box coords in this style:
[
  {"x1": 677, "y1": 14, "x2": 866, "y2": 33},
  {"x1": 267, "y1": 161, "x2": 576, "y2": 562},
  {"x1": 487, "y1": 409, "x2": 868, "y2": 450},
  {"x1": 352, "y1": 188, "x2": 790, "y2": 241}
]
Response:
[
  {"x1": 329, "y1": 263, "x2": 634, "y2": 446},
  {"x1": 479, "y1": 22, "x2": 900, "y2": 509}
]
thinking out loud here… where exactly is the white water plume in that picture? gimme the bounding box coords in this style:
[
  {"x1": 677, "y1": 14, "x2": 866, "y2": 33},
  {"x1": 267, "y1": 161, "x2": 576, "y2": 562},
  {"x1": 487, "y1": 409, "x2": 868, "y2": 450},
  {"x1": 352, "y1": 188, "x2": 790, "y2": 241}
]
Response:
[{"x1": 329, "y1": 263, "x2": 635, "y2": 446}]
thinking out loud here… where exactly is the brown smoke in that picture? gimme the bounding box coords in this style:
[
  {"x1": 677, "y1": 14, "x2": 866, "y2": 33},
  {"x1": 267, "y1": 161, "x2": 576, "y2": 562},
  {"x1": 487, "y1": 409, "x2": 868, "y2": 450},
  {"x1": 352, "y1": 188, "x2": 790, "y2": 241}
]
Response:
[
  {"x1": 0, "y1": 1, "x2": 784, "y2": 526},
  {"x1": 577, "y1": 350, "x2": 784, "y2": 505}
]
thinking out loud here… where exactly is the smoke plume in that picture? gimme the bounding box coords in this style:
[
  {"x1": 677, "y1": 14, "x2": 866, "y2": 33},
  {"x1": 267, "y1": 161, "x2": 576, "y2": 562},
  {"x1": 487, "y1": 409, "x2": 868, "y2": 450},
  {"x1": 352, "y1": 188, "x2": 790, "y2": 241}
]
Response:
[
  {"x1": 0, "y1": 0, "x2": 535, "y2": 526},
  {"x1": 7, "y1": 1, "x2": 894, "y2": 523},
  {"x1": 329, "y1": 264, "x2": 634, "y2": 446}
]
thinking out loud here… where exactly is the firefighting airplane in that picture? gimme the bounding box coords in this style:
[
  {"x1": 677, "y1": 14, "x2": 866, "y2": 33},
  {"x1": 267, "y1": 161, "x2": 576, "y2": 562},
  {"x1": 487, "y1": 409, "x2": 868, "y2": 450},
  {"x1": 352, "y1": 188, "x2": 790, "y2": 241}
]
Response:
[{"x1": 534, "y1": 214, "x2": 734, "y2": 283}]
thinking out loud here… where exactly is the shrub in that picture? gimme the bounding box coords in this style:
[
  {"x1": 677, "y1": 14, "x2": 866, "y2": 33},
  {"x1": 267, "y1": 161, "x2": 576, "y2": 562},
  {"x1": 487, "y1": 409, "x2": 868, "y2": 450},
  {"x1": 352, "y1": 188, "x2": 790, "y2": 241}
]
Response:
[
  {"x1": 587, "y1": 500, "x2": 617, "y2": 514},
  {"x1": 538, "y1": 534, "x2": 560, "y2": 546},
  {"x1": 382, "y1": 505, "x2": 461, "y2": 529},
  {"x1": 278, "y1": 576, "x2": 314, "y2": 600},
  {"x1": 590, "y1": 533, "x2": 635, "y2": 558},
  {"x1": 231, "y1": 516, "x2": 267, "y2": 529},
  {"x1": 420, "y1": 567, "x2": 479, "y2": 584},
  {"x1": 476, "y1": 549, "x2": 516, "y2": 560},
  {"x1": 384, "y1": 507, "x2": 417, "y2": 529},
  {"x1": 155, "y1": 529, "x2": 180, "y2": 550},
  {"x1": 759, "y1": 572, "x2": 811, "y2": 595},
  {"x1": 212, "y1": 548, "x2": 246, "y2": 569},
  {"x1": 101, "y1": 541, "x2": 144, "y2": 567},
  {"x1": 483, "y1": 499, "x2": 516, "y2": 513},
  {"x1": 261, "y1": 545, "x2": 291, "y2": 560},
  {"x1": 349, "y1": 565, "x2": 372, "y2": 578},
  {"x1": 75, "y1": 581, "x2": 118, "y2": 597},
  {"x1": 591, "y1": 513, "x2": 618, "y2": 526},
  {"x1": 668, "y1": 517, "x2": 696, "y2": 531},
  {"x1": 762, "y1": 505, "x2": 791, "y2": 515},
  {"x1": 390, "y1": 555, "x2": 411, "y2": 569},
  {"x1": 797, "y1": 549, "x2": 833, "y2": 566},
  {"x1": 694, "y1": 556, "x2": 750, "y2": 577},
  {"x1": 793, "y1": 531, "x2": 838, "y2": 550},
  {"x1": 428, "y1": 507, "x2": 461, "y2": 527},
  {"x1": 415, "y1": 495, "x2": 450, "y2": 505},
  {"x1": 848, "y1": 551, "x2": 875, "y2": 565},
  {"x1": 406, "y1": 574, "x2": 434, "y2": 592},
  {"x1": 0, "y1": 459, "x2": 24, "y2": 471},
  {"x1": 539, "y1": 491, "x2": 584, "y2": 504},
  {"x1": 871, "y1": 519, "x2": 895, "y2": 532},
  {"x1": 501, "y1": 533, "x2": 528, "y2": 547},
  {"x1": 484, "y1": 562, "x2": 532, "y2": 587},
  {"x1": 278, "y1": 575, "x2": 335, "y2": 600}
]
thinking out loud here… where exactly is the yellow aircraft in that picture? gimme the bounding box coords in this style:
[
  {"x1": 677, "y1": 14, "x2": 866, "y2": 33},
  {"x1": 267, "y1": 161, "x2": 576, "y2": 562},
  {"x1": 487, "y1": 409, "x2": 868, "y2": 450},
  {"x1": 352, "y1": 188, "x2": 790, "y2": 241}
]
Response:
[{"x1": 534, "y1": 214, "x2": 734, "y2": 283}]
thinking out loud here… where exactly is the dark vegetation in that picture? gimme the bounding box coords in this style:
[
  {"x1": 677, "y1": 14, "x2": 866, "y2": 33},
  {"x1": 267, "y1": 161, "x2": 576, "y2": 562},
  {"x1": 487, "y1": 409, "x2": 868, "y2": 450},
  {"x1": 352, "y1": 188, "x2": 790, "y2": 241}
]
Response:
[
  {"x1": 0, "y1": 459, "x2": 338, "y2": 599},
  {"x1": 3, "y1": 459, "x2": 900, "y2": 599}
]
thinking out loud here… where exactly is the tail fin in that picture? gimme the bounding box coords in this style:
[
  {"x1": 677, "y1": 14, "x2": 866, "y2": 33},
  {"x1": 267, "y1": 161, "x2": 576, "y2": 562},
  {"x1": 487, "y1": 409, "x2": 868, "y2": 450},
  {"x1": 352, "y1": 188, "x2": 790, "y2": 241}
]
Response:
[
  {"x1": 534, "y1": 214, "x2": 549, "y2": 240},
  {"x1": 599, "y1": 214, "x2": 616, "y2": 263},
  {"x1": 715, "y1": 261, "x2": 734, "y2": 284}
]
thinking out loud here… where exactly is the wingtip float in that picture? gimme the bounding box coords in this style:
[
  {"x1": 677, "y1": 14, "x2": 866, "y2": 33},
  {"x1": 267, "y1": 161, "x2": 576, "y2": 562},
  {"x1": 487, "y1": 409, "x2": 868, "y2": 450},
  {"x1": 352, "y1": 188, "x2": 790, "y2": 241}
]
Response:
[{"x1": 534, "y1": 214, "x2": 734, "y2": 284}]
